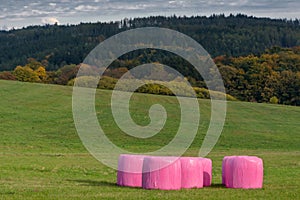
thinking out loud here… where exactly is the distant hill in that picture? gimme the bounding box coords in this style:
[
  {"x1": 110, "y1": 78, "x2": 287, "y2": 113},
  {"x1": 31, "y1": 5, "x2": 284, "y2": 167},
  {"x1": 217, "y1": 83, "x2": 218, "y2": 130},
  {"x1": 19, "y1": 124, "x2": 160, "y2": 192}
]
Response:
[{"x1": 0, "y1": 14, "x2": 300, "y2": 71}]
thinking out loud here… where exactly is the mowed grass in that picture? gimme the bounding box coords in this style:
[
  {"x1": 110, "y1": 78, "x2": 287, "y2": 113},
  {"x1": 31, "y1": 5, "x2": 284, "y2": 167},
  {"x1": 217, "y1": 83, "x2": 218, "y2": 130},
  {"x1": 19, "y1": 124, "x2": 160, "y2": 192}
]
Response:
[{"x1": 0, "y1": 80, "x2": 299, "y2": 199}]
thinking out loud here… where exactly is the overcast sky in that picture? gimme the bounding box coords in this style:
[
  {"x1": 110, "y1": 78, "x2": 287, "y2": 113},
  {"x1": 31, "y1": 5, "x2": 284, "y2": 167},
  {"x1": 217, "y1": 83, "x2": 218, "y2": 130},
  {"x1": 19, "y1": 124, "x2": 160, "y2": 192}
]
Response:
[{"x1": 1, "y1": 0, "x2": 300, "y2": 30}]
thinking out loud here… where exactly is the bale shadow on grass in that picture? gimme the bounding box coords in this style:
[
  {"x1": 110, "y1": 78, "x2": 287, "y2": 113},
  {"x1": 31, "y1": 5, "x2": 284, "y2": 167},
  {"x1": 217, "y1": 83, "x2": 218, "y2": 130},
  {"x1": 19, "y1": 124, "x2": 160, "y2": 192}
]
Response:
[
  {"x1": 67, "y1": 179, "x2": 118, "y2": 187},
  {"x1": 209, "y1": 184, "x2": 226, "y2": 189},
  {"x1": 68, "y1": 179, "x2": 226, "y2": 190}
]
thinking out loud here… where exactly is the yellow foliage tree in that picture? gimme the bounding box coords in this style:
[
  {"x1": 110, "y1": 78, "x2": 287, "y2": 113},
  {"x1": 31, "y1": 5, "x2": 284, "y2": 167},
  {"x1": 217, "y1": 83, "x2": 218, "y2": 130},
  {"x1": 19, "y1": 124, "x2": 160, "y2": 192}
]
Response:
[
  {"x1": 13, "y1": 65, "x2": 46, "y2": 83},
  {"x1": 35, "y1": 66, "x2": 47, "y2": 82}
]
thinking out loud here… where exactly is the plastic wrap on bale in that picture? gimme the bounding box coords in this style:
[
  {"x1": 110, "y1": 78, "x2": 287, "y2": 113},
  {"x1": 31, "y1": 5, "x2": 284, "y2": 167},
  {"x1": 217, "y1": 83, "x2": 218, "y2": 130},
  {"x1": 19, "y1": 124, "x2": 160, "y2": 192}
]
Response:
[
  {"x1": 142, "y1": 156, "x2": 181, "y2": 190},
  {"x1": 180, "y1": 157, "x2": 203, "y2": 188},
  {"x1": 117, "y1": 154, "x2": 145, "y2": 187},
  {"x1": 199, "y1": 158, "x2": 212, "y2": 187},
  {"x1": 222, "y1": 156, "x2": 263, "y2": 189}
]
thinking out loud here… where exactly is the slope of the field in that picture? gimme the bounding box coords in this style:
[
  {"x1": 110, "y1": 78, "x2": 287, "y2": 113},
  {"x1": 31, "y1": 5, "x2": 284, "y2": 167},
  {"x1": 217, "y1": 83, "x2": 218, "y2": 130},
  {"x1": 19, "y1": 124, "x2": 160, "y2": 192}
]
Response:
[{"x1": 0, "y1": 80, "x2": 299, "y2": 199}]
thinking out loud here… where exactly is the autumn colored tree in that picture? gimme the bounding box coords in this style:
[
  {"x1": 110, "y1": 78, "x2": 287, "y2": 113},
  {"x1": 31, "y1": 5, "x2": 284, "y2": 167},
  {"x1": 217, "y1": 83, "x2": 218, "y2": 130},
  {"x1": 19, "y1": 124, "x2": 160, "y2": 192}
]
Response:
[
  {"x1": 103, "y1": 67, "x2": 129, "y2": 79},
  {"x1": 25, "y1": 58, "x2": 46, "y2": 70},
  {"x1": 13, "y1": 66, "x2": 40, "y2": 82},
  {"x1": 12, "y1": 58, "x2": 48, "y2": 83},
  {"x1": 54, "y1": 64, "x2": 79, "y2": 85},
  {"x1": 0, "y1": 71, "x2": 16, "y2": 80},
  {"x1": 35, "y1": 66, "x2": 47, "y2": 82}
]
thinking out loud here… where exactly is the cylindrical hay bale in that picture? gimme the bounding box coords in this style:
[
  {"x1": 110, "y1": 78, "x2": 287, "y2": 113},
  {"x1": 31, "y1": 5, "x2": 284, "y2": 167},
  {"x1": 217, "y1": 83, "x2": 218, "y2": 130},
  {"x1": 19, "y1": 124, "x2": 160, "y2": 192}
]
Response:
[
  {"x1": 199, "y1": 158, "x2": 212, "y2": 186},
  {"x1": 142, "y1": 156, "x2": 181, "y2": 190},
  {"x1": 223, "y1": 156, "x2": 264, "y2": 189},
  {"x1": 117, "y1": 154, "x2": 145, "y2": 187},
  {"x1": 180, "y1": 157, "x2": 203, "y2": 188}
]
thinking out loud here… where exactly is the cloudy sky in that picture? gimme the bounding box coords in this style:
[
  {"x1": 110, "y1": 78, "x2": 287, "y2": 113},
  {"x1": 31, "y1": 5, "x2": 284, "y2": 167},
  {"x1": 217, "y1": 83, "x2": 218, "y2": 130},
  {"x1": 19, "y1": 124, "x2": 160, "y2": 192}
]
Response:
[{"x1": 1, "y1": 0, "x2": 299, "y2": 30}]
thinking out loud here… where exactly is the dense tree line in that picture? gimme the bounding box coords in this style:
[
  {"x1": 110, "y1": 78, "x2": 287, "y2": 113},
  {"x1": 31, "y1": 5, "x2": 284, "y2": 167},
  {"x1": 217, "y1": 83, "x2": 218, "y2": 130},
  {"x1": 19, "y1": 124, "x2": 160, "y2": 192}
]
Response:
[
  {"x1": 216, "y1": 46, "x2": 300, "y2": 105},
  {"x1": 1, "y1": 14, "x2": 300, "y2": 71},
  {"x1": 1, "y1": 46, "x2": 299, "y2": 105}
]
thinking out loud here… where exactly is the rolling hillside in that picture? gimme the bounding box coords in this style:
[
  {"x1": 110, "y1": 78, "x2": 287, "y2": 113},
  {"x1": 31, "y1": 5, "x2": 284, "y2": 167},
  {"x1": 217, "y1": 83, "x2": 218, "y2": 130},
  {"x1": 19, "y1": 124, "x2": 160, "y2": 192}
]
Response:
[{"x1": 0, "y1": 80, "x2": 299, "y2": 199}]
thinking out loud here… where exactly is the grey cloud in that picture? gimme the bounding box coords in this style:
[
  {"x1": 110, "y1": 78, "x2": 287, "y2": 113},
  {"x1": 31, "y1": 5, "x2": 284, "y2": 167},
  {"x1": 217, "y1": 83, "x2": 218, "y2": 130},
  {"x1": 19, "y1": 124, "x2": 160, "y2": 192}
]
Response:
[{"x1": 0, "y1": 0, "x2": 299, "y2": 29}]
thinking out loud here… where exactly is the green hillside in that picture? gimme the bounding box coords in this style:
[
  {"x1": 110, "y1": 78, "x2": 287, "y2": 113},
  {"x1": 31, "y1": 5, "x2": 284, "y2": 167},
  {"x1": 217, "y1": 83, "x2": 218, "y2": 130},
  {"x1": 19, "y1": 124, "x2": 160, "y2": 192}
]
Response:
[{"x1": 0, "y1": 80, "x2": 299, "y2": 199}]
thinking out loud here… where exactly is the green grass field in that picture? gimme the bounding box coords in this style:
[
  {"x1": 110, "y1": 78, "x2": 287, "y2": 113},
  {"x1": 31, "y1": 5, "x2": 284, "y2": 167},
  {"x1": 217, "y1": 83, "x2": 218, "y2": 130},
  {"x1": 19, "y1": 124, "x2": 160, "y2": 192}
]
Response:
[{"x1": 0, "y1": 80, "x2": 299, "y2": 199}]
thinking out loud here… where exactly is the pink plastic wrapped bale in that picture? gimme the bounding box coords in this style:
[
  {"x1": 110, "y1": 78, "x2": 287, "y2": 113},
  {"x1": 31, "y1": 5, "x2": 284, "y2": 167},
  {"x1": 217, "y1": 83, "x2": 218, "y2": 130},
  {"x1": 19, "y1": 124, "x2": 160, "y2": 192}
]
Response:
[
  {"x1": 180, "y1": 157, "x2": 203, "y2": 188},
  {"x1": 222, "y1": 156, "x2": 263, "y2": 189},
  {"x1": 142, "y1": 156, "x2": 181, "y2": 190},
  {"x1": 198, "y1": 158, "x2": 212, "y2": 187},
  {"x1": 117, "y1": 154, "x2": 145, "y2": 187}
]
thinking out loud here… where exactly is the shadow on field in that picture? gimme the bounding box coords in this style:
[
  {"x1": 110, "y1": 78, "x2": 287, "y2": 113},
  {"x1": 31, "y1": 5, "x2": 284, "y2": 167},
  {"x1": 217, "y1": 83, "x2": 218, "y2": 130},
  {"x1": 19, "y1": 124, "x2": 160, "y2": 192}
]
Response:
[
  {"x1": 210, "y1": 184, "x2": 225, "y2": 188},
  {"x1": 67, "y1": 179, "x2": 118, "y2": 187},
  {"x1": 68, "y1": 179, "x2": 226, "y2": 189}
]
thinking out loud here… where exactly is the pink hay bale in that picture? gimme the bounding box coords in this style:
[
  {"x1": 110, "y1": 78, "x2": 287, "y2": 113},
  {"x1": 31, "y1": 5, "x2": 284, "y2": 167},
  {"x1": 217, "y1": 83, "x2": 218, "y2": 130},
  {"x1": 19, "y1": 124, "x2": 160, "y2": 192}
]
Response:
[
  {"x1": 142, "y1": 156, "x2": 181, "y2": 190},
  {"x1": 117, "y1": 154, "x2": 145, "y2": 187},
  {"x1": 222, "y1": 156, "x2": 264, "y2": 189},
  {"x1": 180, "y1": 157, "x2": 203, "y2": 188},
  {"x1": 198, "y1": 158, "x2": 212, "y2": 187}
]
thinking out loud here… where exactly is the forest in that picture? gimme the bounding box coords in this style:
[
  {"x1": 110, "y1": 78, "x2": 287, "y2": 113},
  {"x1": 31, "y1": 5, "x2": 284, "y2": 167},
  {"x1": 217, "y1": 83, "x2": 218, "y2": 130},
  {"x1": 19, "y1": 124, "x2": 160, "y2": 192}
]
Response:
[
  {"x1": 0, "y1": 14, "x2": 299, "y2": 105},
  {"x1": 1, "y1": 14, "x2": 300, "y2": 71}
]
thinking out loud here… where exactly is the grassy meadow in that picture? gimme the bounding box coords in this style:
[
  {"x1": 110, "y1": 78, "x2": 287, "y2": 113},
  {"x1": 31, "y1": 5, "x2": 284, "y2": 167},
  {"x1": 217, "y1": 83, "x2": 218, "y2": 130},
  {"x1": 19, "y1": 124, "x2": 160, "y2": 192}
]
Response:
[{"x1": 0, "y1": 80, "x2": 299, "y2": 199}]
